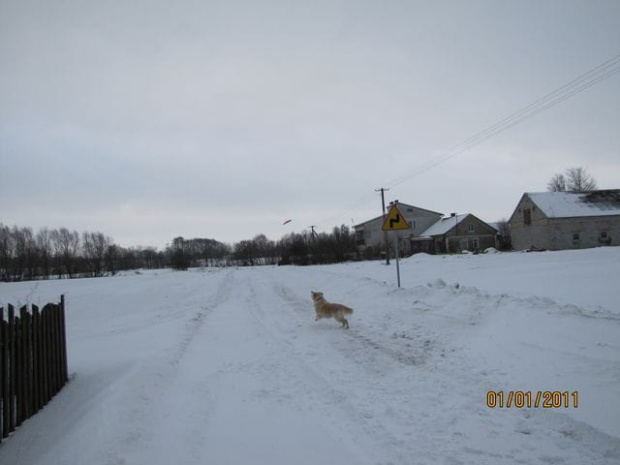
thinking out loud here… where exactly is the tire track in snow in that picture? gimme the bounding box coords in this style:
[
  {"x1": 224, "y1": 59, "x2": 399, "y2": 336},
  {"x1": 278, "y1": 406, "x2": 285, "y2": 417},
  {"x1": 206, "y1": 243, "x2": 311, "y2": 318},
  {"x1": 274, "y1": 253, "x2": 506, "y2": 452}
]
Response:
[
  {"x1": 172, "y1": 269, "x2": 235, "y2": 365},
  {"x1": 273, "y1": 280, "x2": 427, "y2": 369},
  {"x1": 245, "y1": 273, "x2": 419, "y2": 465},
  {"x1": 172, "y1": 270, "x2": 379, "y2": 465},
  {"x1": 266, "y1": 275, "x2": 467, "y2": 462},
  {"x1": 101, "y1": 269, "x2": 235, "y2": 465},
  {"x1": 260, "y1": 268, "x2": 620, "y2": 465}
]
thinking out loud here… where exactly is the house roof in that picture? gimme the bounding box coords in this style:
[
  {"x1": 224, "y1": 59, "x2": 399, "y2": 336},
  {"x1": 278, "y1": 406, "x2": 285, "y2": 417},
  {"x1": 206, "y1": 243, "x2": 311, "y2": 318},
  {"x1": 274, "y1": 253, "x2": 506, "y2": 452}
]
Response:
[
  {"x1": 354, "y1": 215, "x2": 385, "y2": 228},
  {"x1": 526, "y1": 190, "x2": 620, "y2": 218},
  {"x1": 419, "y1": 213, "x2": 499, "y2": 237},
  {"x1": 420, "y1": 214, "x2": 469, "y2": 236},
  {"x1": 354, "y1": 203, "x2": 443, "y2": 228}
]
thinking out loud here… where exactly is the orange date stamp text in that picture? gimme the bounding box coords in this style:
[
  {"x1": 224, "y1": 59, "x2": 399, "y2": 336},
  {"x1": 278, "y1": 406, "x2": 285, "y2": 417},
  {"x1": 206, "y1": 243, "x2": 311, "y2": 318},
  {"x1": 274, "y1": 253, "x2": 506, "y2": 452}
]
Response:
[{"x1": 486, "y1": 390, "x2": 579, "y2": 409}]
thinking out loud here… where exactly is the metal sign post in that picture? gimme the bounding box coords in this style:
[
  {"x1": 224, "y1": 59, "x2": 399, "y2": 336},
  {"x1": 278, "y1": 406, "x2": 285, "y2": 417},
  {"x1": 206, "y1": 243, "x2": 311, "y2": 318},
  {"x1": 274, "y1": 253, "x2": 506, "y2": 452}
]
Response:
[
  {"x1": 381, "y1": 202, "x2": 410, "y2": 288},
  {"x1": 394, "y1": 234, "x2": 401, "y2": 287}
]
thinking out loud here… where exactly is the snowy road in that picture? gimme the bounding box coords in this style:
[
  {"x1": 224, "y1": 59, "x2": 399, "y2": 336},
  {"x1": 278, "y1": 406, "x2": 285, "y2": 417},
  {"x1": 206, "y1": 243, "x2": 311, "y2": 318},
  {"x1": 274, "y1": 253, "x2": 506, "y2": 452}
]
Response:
[
  {"x1": 1, "y1": 249, "x2": 620, "y2": 464},
  {"x1": 132, "y1": 269, "x2": 376, "y2": 465}
]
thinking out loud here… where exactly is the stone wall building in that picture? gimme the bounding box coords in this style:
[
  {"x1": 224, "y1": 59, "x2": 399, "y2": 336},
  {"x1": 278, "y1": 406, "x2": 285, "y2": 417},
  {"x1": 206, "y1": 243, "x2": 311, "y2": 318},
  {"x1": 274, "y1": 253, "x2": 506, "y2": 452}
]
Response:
[
  {"x1": 508, "y1": 190, "x2": 620, "y2": 251},
  {"x1": 412, "y1": 213, "x2": 499, "y2": 254}
]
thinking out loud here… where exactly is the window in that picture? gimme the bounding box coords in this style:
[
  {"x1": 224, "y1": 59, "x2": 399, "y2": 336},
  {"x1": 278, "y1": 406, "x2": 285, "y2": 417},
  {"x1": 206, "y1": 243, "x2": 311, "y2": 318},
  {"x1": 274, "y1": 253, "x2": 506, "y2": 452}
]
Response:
[
  {"x1": 523, "y1": 209, "x2": 532, "y2": 225},
  {"x1": 468, "y1": 223, "x2": 475, "y2": 233},
  {"x1": 599, "y1": 231, "x2": 611, "y2": 244},
  {"x1": 573, "y1": 232, "x2": 580, "y2": 241},
  {"x1": 355, "y1": 230, "x2": 365, "y2": 246},
  {"x1": 462, "y1": 238, "x2": 480, "y2": 251}
]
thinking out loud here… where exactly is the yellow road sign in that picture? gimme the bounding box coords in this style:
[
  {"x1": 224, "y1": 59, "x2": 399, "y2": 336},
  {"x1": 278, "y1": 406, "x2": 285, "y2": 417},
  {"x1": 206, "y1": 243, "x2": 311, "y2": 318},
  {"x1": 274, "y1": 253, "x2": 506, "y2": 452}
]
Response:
[{"x1": 382, "y1": 204, "x2": 410, "y2": 231}]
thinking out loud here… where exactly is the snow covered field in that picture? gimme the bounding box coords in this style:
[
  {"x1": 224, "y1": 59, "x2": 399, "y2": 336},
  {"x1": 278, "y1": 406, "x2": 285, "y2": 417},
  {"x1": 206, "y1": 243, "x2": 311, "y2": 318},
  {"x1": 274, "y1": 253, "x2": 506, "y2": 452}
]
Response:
[{"x1": 1, "y1": 247, "x2": 619, "y2": 465}]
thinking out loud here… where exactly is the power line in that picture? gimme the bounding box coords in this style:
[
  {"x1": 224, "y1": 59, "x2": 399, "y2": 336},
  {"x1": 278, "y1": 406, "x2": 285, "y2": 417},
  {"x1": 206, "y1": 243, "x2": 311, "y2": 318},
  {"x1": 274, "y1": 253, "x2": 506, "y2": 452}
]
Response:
[
  {"x1": 312, "y1": 53, "x2": 620, "y2": 230},
  {"x1": 384, "y1": 54, "x2": 620, "y2": 189},
  {"x1": 313, "y1": 191, "x2": 377, "y2": 228}
]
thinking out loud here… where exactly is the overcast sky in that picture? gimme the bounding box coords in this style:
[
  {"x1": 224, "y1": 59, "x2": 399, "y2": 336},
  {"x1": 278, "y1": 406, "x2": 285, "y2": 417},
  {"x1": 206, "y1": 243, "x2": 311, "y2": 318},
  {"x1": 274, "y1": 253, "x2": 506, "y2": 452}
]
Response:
[{"x1": 1, "y1": 0, "x2": 619, "y2": 249}]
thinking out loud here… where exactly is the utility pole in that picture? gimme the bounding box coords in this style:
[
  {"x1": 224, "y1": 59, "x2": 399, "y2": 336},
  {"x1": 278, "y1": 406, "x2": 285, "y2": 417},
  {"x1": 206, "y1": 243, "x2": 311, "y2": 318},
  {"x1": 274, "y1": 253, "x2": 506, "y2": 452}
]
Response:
[
  {"x1": 375, "y1": 188, "x2": 390, "y2": 265},
  {"x1": 308, "y1": 225, "x2": 318, "y2": 241}
]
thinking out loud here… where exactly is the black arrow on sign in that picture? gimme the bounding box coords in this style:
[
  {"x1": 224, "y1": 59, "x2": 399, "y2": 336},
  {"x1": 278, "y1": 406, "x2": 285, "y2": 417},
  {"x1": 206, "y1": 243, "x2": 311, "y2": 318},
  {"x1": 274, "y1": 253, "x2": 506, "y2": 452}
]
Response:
[{"x1": 389, "y1": 214, "x2": 401, "y2": 228}]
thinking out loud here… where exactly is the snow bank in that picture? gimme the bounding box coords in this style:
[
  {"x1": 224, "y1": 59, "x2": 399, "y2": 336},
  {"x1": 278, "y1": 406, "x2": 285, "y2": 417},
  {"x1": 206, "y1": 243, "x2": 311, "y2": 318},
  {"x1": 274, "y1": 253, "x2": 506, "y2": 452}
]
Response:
[{"x1": 0, "y1": 249, "x2": 619, "y2": 465}]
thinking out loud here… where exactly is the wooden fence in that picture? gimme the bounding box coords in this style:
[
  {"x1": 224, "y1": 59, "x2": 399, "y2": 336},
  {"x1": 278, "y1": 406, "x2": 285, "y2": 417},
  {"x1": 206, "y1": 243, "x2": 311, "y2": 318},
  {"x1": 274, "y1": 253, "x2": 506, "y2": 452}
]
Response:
[{"x1": 0, "y1": 296, "x2": 68, "y2": 442}]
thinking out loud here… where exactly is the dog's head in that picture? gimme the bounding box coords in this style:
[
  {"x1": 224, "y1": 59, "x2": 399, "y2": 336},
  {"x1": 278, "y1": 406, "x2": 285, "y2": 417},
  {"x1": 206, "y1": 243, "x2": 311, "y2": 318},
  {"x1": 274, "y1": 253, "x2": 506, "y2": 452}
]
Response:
[{"x1": 311, "y1": 290, "x2": 324, "y2": 302}]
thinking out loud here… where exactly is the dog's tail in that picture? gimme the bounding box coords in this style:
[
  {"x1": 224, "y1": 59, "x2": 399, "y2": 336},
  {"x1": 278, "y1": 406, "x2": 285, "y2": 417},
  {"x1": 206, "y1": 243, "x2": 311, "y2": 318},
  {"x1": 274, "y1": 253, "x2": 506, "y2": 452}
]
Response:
[{"x1": 337, "y1": 304, "x2": 353, "y2": 315}]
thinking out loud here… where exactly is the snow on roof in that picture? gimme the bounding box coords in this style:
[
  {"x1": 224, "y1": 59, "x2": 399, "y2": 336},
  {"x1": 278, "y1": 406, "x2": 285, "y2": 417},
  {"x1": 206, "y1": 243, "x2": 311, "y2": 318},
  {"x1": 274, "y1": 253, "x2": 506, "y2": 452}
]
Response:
[
  {"x1": 420, "y1": 214, "x2": 469, "y2": 236},
  {"x1": 354, "y1": 202, "x2": 443, "y2": 228},
  {"x1": 527, "y1": 190, "x2": 620, "y2": 218}
]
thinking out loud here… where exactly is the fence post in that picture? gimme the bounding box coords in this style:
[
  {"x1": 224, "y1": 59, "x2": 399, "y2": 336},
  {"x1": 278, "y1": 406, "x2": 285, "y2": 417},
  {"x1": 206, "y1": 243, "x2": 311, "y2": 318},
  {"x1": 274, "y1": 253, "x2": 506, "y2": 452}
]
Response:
[
  {"x1": 39, "y1": 305, "x2": 46, "y2": 407},
  {"x1": 7, "y1": 305, "x2": 15, "y2": 434},
  {"x1": 1, "y1": 306, "x2": 8, "y2": 440},
  {"x1": 45, "y1": 304, "x2": 54, "y2": 404},
  {"x1": 22, "y1": 306, "x2": 33, "y2": 422},
  {"x1": 36, "y1": 305, "x2": 45, "y2": 411},
  {"x1": 31, "y1": 305, "x2": 40, "y2": 415},
  {"x1": 16, "y1": 306, "x2": 30, "y2": 428},
  {"x1": 51, "y1": 304, "x2": 60, "y2": 393},
  {"x1": 42, "y1": 305, "x2": 51, "y2": 405},
  {"x1": 0, "y1": 306, "x2": 4, "y2": 443},
  {"x1": 60, "y1": 295, "x2": 68, "y2": 384},
  {"x1": 38, "y1": 305, "x2": 46, "y2": 408},
  {"x1": 15, "y1": 308, "x2": 23, "y2": 428}
]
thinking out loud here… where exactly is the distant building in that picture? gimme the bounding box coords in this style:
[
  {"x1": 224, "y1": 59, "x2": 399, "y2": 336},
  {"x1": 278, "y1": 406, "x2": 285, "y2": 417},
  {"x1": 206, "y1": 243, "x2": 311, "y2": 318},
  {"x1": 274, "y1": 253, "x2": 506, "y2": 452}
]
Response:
[
  {"x1": 355, "y1": 203, "x2": 498, "y2": 256},
  {"x1": 508, "y1": 190, "x2": 620, "y2": 251},
  {"x1": 411, "y1": 213, "x2": 499, "y2": 254},
  {"x1": 354, "y1": 203, "x2": 443, "y2": 256}
]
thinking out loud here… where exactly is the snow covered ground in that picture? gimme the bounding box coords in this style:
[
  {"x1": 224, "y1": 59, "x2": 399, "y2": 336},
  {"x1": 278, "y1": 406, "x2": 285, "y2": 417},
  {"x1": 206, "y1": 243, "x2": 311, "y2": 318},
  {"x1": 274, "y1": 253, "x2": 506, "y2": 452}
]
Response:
[{"x1": 1, "y1": 247, "x2": 619, "y2": 465}]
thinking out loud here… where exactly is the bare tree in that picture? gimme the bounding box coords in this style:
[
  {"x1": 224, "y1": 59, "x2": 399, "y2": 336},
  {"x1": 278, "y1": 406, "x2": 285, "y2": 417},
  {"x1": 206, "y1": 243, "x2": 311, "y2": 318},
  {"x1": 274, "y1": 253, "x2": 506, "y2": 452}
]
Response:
[
  {"x1": 0, "y1": 224, "x2": 14, "y2": 281},
  {"x1": 169, "y1": 236, "x2": 190, "y2": 270},
  {"x1": 233, "y1": 239, "x2": 257, "y2": 266},
  {"x1": 547, "y1": 173, "x2": 567, "y2": 192},
  {"x1": 51, "y1": 228, "x2": 80, "y2": 278},
  {"x1": 548, "y1": 167, "x2": 597, "y2": 193},
  {"x1": 138, "y1": 247, "x2": 160, "y2": 269},
  {"x1": 105, "y1": 244, "x2": 120, "y2": 275},
  {"x1": 50, "y1": 229, "x2": 64, "y2": 278},
  {"x1": 83, "y1": 231, "x2": 110, "y2": 277},
  {"x1": 248, "y1": 234, "x2": 278, "y2": 265},
  {"x1": 12, "y1": 226, "x2": 37, "y2": 279},
  {"x1": 565, "y1": 167, "x2": 597, "y2": 193},
  {"x1": 36, "y1": 228, "x2": 53, "y2": 278},
  {"x1": 495, "y1": 219, "x2": 512, "y2": 250}
]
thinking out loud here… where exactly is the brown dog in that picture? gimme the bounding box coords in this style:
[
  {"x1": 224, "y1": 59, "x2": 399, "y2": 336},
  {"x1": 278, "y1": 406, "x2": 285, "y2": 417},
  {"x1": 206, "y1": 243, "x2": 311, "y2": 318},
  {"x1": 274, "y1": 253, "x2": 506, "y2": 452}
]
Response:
[{"x1": 311, "y1": 291, "x2": 353, "y2": 329}]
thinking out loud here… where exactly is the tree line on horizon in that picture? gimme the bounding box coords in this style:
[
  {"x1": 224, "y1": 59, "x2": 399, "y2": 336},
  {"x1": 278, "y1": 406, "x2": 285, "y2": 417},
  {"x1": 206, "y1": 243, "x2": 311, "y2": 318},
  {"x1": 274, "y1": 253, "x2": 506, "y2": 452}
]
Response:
[
  {"x1": 2, "y1": 167, "x2": 603, "y2": 281},
  {"x1": 0, "y1": 224, "x2": 167, "y2": 282},
  {"x1": 0, "y1": 223, "x2": 359, "y2": 282},
  {"x1": 168, "y1": 224, "x2": 357, "y2": 270}
]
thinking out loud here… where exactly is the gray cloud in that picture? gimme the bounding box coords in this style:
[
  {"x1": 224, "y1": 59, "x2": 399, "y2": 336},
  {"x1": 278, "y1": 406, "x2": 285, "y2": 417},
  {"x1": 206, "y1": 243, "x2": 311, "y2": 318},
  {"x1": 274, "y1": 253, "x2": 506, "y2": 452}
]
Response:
[{"x1": 2, "y1": 0, "x2": 619, "y2": 247}]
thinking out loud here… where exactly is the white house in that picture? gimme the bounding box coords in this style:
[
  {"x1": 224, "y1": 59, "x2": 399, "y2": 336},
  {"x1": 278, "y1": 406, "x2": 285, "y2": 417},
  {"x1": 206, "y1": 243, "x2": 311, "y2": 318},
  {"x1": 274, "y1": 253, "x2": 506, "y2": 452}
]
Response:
[{"x1": 354, "y1": 202, "x2": 443, "y2": 256}]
